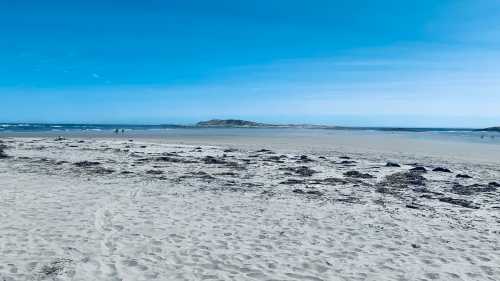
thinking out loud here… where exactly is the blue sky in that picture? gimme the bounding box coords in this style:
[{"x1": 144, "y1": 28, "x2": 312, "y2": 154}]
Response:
[{"x1": 1, "y1": 0, "x2": 499, "y2": 127}]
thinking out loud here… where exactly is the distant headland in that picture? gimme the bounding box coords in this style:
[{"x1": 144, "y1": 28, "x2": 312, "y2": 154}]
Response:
[
  {"x1": 480, "y1": 127, "x2": 500, "y2": 132},
  {"x1": 194, "y1": 119, "x2": 500, "y2": 132},
  {"x1": 195, "y1": 119, "x2": 335, "y2": 129},
  {"x1": 196, "y1": 119, "x2": 268, "y2": 127}
]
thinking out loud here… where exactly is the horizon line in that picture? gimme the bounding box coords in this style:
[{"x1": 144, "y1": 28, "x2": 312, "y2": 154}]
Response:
[{"x1": 0, "y1": 121, "x2": 495, "y2": 130}]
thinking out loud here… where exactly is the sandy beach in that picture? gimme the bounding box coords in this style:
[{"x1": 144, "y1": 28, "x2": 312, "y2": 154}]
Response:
[
  {"x1": 0, "y1": 134, "x2": 499, "y2": 281},
  {"x1": 4, "y1": 0, "x2": 500, "y2": 280}
]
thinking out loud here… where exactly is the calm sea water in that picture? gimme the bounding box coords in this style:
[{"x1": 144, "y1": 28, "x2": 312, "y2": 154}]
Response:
[{"x1": 1, "y1": 123, "x2": 499, "y2": 145}]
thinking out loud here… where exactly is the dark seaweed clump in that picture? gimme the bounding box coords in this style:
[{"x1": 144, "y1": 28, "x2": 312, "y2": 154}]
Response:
[{"x1": 0, "y1": 144, "x2": 9, "y2": 158}]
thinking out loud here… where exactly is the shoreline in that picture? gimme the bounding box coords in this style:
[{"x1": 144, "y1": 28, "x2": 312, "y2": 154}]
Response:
[{"x1": 2, "y1": 129, "x2": 500, "y2": 164}]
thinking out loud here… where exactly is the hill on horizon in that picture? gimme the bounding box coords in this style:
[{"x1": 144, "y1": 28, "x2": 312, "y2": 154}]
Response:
[{"x1": 195, "y1": 119, "x2": 269, "y2": 127}]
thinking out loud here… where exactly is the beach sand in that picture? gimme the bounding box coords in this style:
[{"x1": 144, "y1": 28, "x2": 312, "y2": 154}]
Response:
[{"x1": 0, "y1": 135, "x2": 499, "y2": 280}]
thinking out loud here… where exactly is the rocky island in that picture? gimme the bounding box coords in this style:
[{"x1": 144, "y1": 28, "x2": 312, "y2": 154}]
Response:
[
  {"x1": 195, "y1": 119, "x2": 335, "y2": 129},
  {"x1": 196, "y1": 119, "x2": 270, "y2": 127}
]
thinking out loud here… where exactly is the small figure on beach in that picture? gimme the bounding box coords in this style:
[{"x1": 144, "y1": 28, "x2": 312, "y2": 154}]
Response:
[
  {"x1": 121, "y1": 129, "x2": 125, "y2": 134},
  {"x1": 114, "y1": 129, "x2": 119, "y2": 134}
]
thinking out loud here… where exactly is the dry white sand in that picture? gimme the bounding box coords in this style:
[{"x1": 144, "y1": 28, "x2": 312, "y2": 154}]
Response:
[{"x1": 0, "y1": 136, "x2": 499, "y2": 281}]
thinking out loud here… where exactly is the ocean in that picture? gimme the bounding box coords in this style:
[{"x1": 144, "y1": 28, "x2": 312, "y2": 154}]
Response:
[{"x1": 1, "y1": 123, "x2": 499, "y2": 146}]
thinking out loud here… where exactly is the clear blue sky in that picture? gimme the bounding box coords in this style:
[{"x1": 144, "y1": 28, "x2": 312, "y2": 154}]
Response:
[{"x1": 1, "y1": 0, "x2": 499, "y2": 127}]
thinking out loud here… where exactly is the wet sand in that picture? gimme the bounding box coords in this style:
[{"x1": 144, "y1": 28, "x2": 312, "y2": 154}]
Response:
[{"x1": 3, "y1": 129, "x2": 500, "y2": 163}]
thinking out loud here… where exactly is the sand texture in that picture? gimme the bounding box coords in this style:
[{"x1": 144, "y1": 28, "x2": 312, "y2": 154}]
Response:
[{"x1": 0, "y1": 137, "x2": 499, "y2": 281}]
